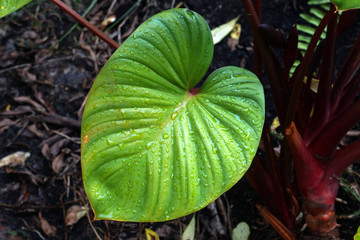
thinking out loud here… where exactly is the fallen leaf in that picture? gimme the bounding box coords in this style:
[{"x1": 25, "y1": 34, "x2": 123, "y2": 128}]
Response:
[
  {"x1": 18, "y1": 66, "x2": 37, "y2": 83},
  {"x1": 101, "y1": 15, "x2": 116, "y2": 30},
  {"x1": 0, "y1": 118, "x2": 19, "y2": 134},
  {"x1": 34, "y1": 49, "x2": 53, "y2": 65},
  {"x1": 227, "y1": 23, "x2": 241, "y2": 51},
  {"x1": 0, "y1": 151, "x2": 31, "y2": 168},
  {"x1": 211, "y1": 15, "x2": 240, "y2": 45},
  {"x1": 232, "y1": 222, "x2": 250, "y2": 240},
  {"x1": 27, "y1": 124, "x2": 45, "y2": 138},
  {"x1": 50, "y1": 138, "x2": 70, "y2": 157},
  {"x1": 52, "y1": 152, "x2": 66, "y2": 174},
  {"x1": 38, "y1": 212, "x2": 56, "y2": 237},
  {"x1": 34, "y1": 91, "x2": 56, "y2": 113},
  {"x1": 15, "y1": 183, "x2": 30, "y2": 205},
  {"x1": 145, "y1": 228, "x2": 159, "y2": 240},
  {"x1": 65, "y1": 205, "x2": 88, "y2": 226},
  {"x1": 182, "y1": 215, "x2": 196, "y2": 240},
  {"x1": 22, "y1": 30, "x2": 37, "y2": 39},
  {"x1": 41, "y1": 144, "x2": 51, "y2": 160}
]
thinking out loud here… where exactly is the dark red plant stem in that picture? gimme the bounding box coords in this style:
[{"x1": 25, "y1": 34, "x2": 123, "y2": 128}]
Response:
[
  {"x1": 309, "y1": 99, "x2": 360, "y2": 158},
  {"x1": 241, "y1": 0, "x2": 289, "y2": 125},
  {"x1": 285, "y1": 122, "x2": 324, "y2": 195},
  {"x1": 262, "y1": 119, "x2": 279, "y2": 181},
  {"x1": 306, "y1": 11, "x2": 338, "y2": 141},
  {"x1": 253, "y1": 0, "x2": 262, "y2": 79},
  {"x1": 331, "y1": 31, "x2": 360, "y2": 112},
  {"x1": 326, "y1": 140, "x2": 360, "y2": 178},
  {"x1": 256, "y1": 204, "x2": 296, "y2": 240},
  {"x1": 50, "y1": 0, "x2": 120, "y2": 49},
  {"x1": 254, "y1": 0, "x2": 261, "y2": 19},
  {"x1": 284, "y1": 4, "x2": 337, "y2": 128},
  {"x1": 245, "y1": 157, "x2": 293, "y2": 228},
  {"x1": 283, "y1": 26, "x2": 298, "y2": 79},
  {"x1": 335, "y1": 72, "x2": 360, "y2": 114}
]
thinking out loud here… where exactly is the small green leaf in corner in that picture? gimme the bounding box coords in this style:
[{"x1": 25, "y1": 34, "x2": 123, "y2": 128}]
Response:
[
  {"x1": 0, "y1": 0, "x2": 33, "y2": 18},
  {"x1": 354, "y1": 226, "x2": 360, "y2": 240},
  {"x1": 331, "y1": 0, "x2": 360, "y2": 11}
]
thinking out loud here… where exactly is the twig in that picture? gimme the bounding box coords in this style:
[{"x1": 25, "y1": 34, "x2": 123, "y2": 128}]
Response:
[
  {"x1": 50, "y1": 0, "x2": 119, "y2": 49},
  {"x1": 56, "y1": 0, "x2": 98, "y2": 45},
  {"x1": 27, "y1": 113, "x2": 81, "y2": 128}
]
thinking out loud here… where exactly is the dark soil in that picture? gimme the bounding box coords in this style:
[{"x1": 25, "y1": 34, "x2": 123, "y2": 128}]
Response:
[{"x1": 0, "y1": 0, "x2": 359, "y2": 239}]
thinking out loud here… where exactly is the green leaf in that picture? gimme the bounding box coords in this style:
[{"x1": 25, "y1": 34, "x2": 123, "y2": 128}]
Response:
[
  {"x1": 0, "y1": 0, "x2": 32, "y2": 18},
  {"x1": 331, "y1": 0, "x2": 360, "y2": 10},
  {"x1": 355, "y1": 226, "x2": 360, "y2": 240},
  {"x1": 232, "y1": 222, "x2": 250, "y2": 240},
  {"x1": 81, "y1": 8, "x2": 265, "y2": 222},
  {"x1": 182, "y1": 214, "x2": 196, "y2": 240}
]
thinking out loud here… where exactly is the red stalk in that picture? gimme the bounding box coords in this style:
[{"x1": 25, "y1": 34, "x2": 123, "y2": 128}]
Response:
[
  {"x1": 253, "y1": 0, "x2": 262, "y2": 80},
  {"x1": 241, "y1": 0, "x2": 289, "y2": 125},
  {"x1": 285, "y1": 122, "x2": 325, "y2": 196},
  {"x1": 245, "y1": 157, "x2": 293, "y2": 228},
  {"x1": 326, "y1": 140, "x2": 360, "y2": 178},
  {"x1": 284, "y1": 4, "x2": 337, "y2": 128},
  {"x1": 305, "y1": 11, "x2": 337, "y2": 141},
  {"x1": 309, "y1": 99, "x2": 360, "y2": 158},
  {"x1": 331, "y1": 31, "x2": 360, "y2": 112},
  {"x1": 50, "y1": 0, "x2": 120, "y2": 49},
  {"x1": 335, "y1": 72, "x2": 360, "y2": 114},
  {"x1": 283, "y1": 27, "x2": 298, "y2": 79}
]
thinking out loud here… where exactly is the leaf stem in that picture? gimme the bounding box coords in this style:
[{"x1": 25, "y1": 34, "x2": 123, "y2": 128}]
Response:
[{"x1": 50, "y1": 0, "x2": 120, "y2": 49}]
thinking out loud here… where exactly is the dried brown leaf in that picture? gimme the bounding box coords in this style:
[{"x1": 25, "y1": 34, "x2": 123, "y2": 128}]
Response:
[
  {"x1": 65, "y1": 205, "x2": 88, "y2": 226},
  {"x1": 50, "y1": 138, "x2": 70, "y2": 156},
  {"x1": 0, "y1": 151, "x2": 30, "y2": 168},
  {"x1": 34, "y1": 49, "x2": 53, "y2": 65},
  {"x1": 0, "y1": 118, "x2": 19, "y2": 134},
  {"x1": 34, "y1": 91, "x2": 56, "y2": 113},
  {"x1": 15, "y1": 183, "x2": 30, "y2": 205},
  {"x1": 227, "y1": 37, "x2": 239, "y2": 52},
  {"x1": 22, "y1": 30, "x2": 37, "y2": 39},
  {"x1": 52, "y1": 152, "x2": 65, "y2": 174},
  {"x1": 41, "y1": 144, "x2": 51, "y2": 160},
  {"x1": 27, "y1": 124, "x2": 45, "y2": 138},
  {"x1": 18, "y1": 66, "x2": 37, "y2": 83},
  {"x1": 38, "y1": 212, "x2": 56, "y2": 237}
]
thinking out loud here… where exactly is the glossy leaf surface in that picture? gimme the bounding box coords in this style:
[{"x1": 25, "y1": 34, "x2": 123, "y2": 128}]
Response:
[
  {"x1": 0, "y1": 0, "x2": 32, "y2": 18},
  {"x1": 331, "y1": 0, "x2": 360, "y2": 10},
  {"x1": 81, "y1": 9, "x2": 265, "y2": 222}
]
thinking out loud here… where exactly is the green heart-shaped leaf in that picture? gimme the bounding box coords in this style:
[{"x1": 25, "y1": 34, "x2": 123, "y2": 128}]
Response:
[
  {"x1": 0, "y1": 0, "x2": 32, "y2": 18},
  {"x1": 81, "y1": 9, "x2": 265, "y2": 222}
]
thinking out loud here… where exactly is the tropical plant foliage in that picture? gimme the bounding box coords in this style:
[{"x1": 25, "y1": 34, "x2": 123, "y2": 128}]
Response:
[{"x1": 81, "y1": 9, "x2": 265, "y2": 222}]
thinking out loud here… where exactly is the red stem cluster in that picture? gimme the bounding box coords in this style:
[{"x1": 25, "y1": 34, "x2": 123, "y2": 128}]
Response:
[{"x1": 241, "y1": 0, "x2": 360, "y2": 237}]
